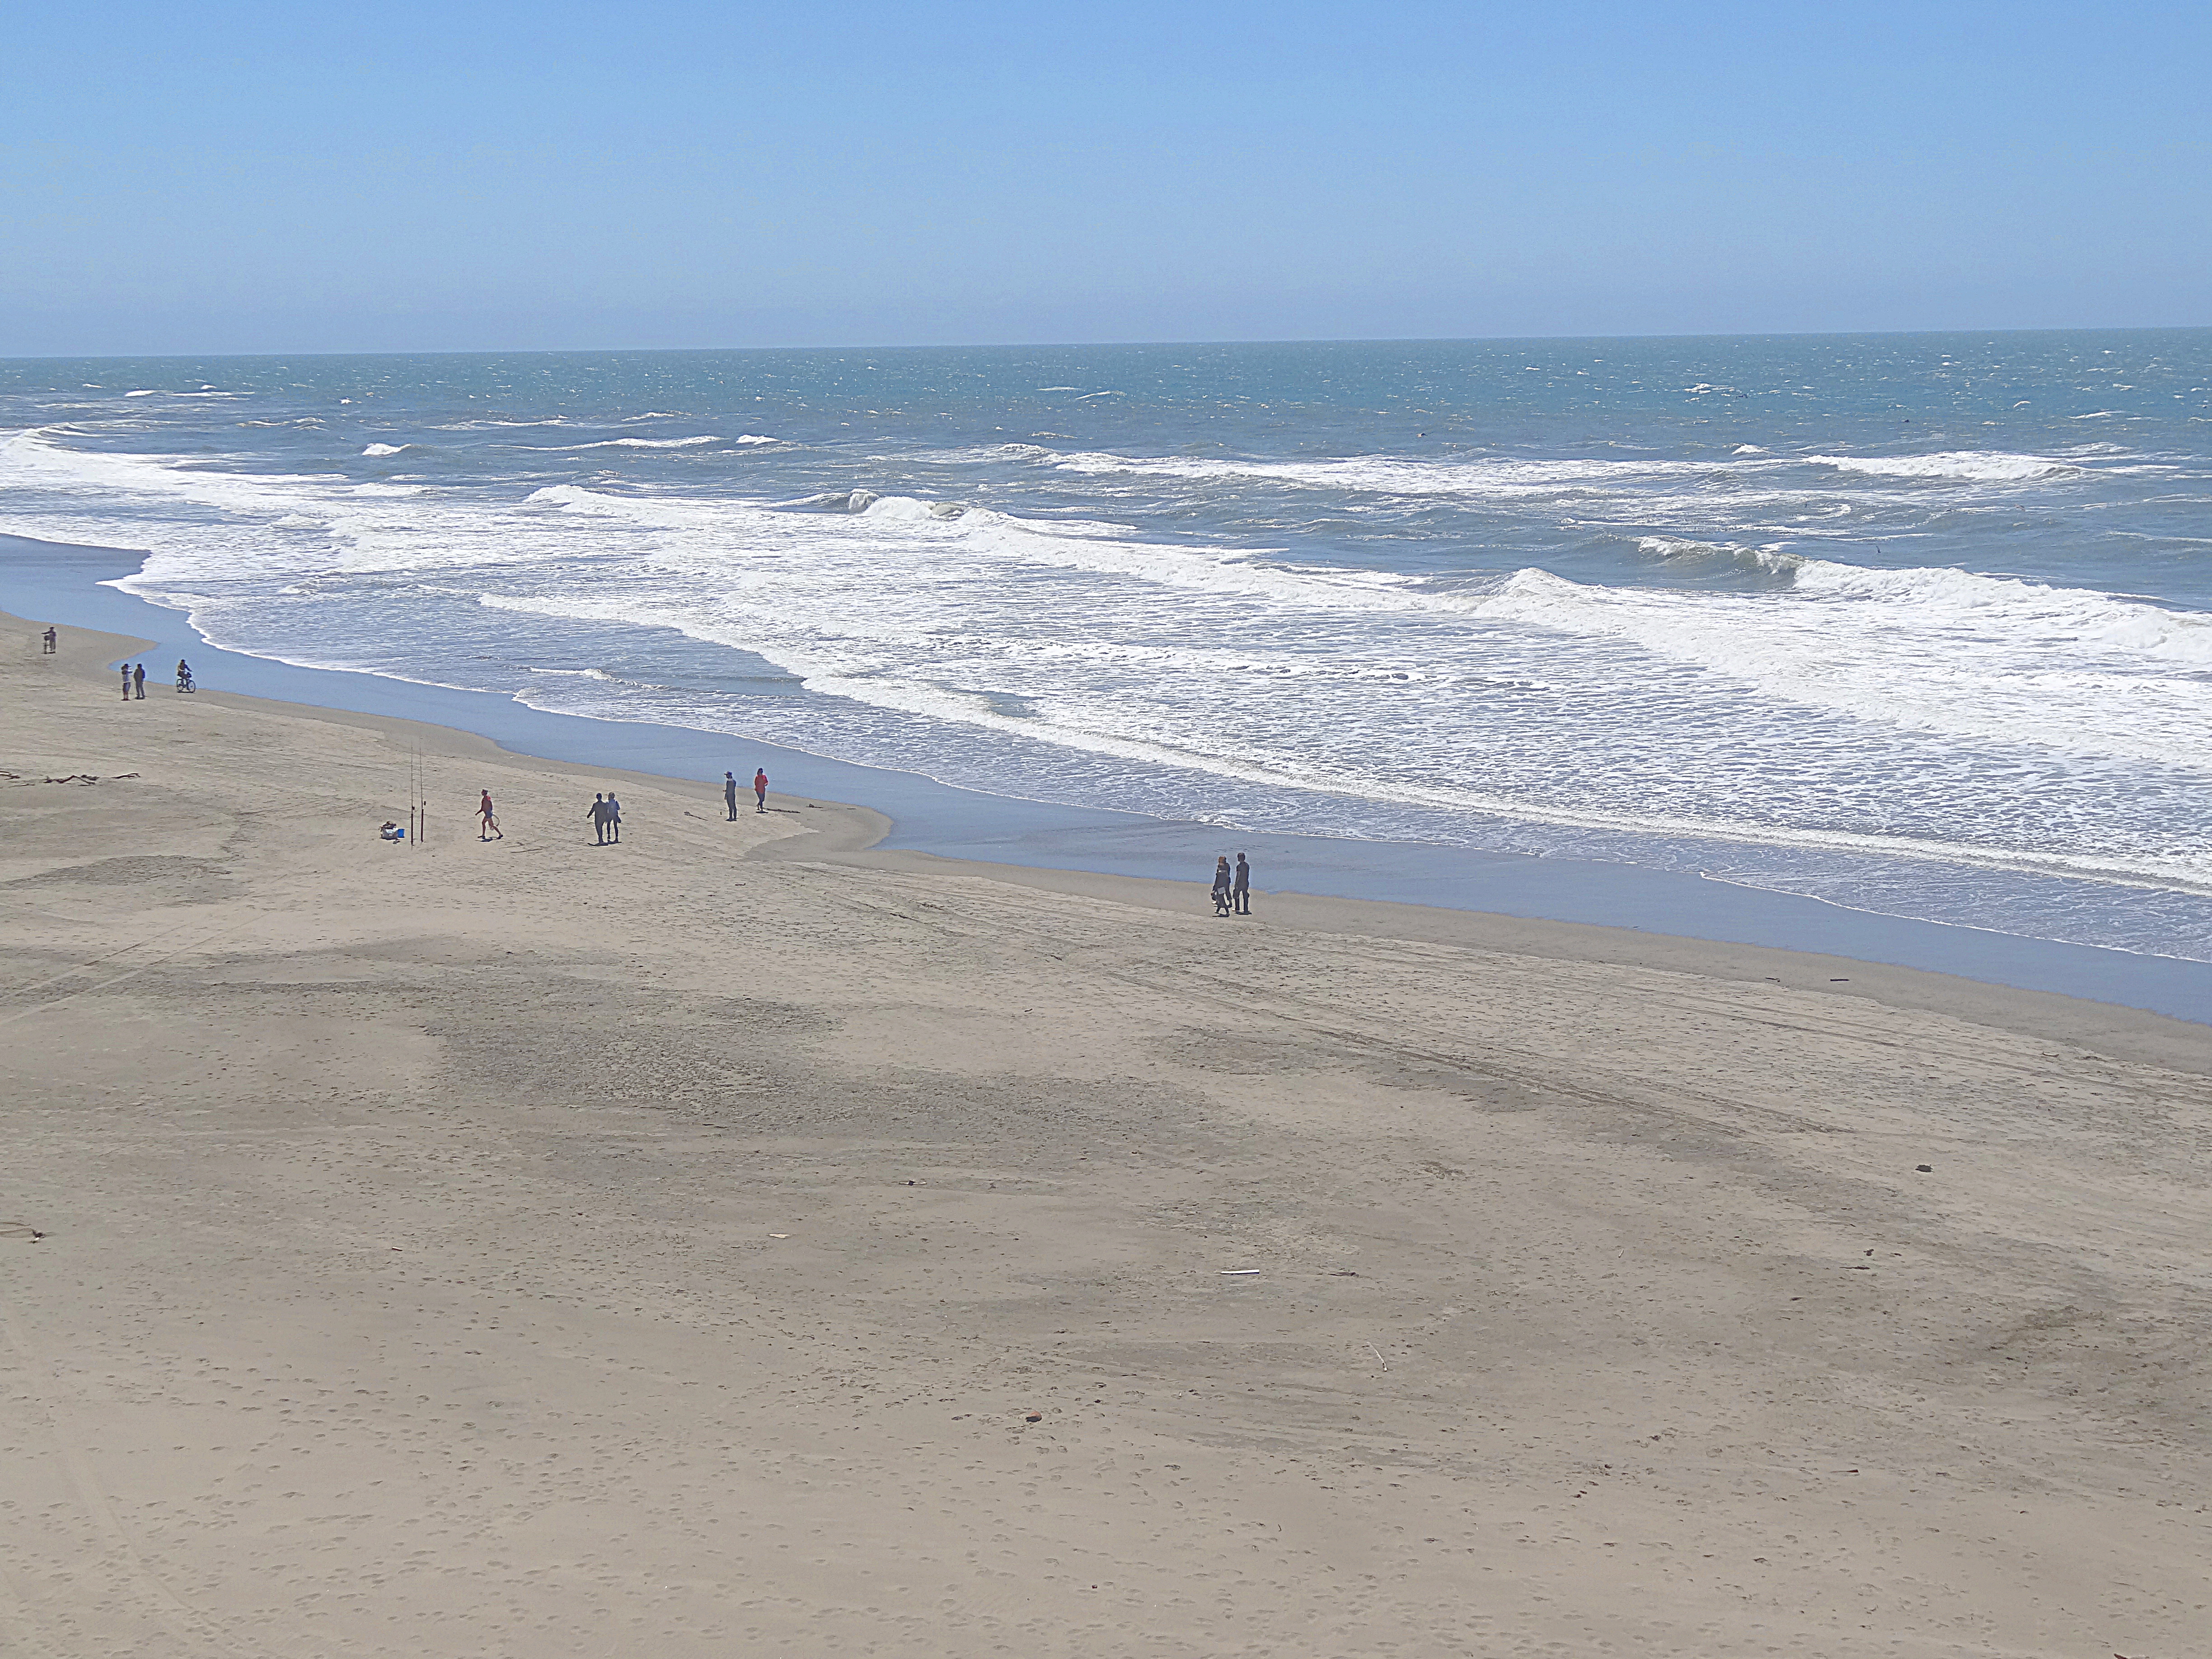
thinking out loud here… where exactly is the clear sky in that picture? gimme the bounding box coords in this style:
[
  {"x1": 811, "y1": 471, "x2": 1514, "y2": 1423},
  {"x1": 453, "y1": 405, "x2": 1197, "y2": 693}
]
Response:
[{"x1": 3, "y1": 1, "x2": 2205, "y2": 355}]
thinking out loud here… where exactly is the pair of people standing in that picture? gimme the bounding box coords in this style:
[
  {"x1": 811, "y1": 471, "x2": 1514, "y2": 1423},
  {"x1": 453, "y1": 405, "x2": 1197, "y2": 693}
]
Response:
[
  {"x1": 586, "y1": 791, "x2": 623, "y2": 845},
  {"x1": 724, "y1": 769, "x2": 769, "y2": 818},
  {"x1": 1210, "y1": 853, "x2": 1252, "y2": 917}
]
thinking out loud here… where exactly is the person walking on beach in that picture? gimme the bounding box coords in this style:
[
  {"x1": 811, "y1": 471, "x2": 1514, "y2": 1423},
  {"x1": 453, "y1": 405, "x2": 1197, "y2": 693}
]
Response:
[
  {"x1": 605, "y1": 791, "x2": 622, "y2": 843},
  {"x1": 1232, "y1": 852, "x2": 1251, "y2": 915},
  {"x1": 587, "y1": 792, "x2": 610, "y2": 845},
  {"x1": 1211, "y1": 855, "x2": 1234, "y2": 917},
  {"x1": 42, "y1": 627, "x2": 56, "y2": 654},
  {"x1": 725, "y1": 771, "x2": 739, "y2": 820},
  {"x1": 754, "y1": 768, "x2": 769, "y2": 813},
  {"x1": 133, "y1": 663, "x2": 146, "y2": 699},
  {"x1": 478, "y1": 790, "x2": 502, "y2": 841},
  {"x1": 121, "y1": 664, "x2": 132, "y2": 701}
]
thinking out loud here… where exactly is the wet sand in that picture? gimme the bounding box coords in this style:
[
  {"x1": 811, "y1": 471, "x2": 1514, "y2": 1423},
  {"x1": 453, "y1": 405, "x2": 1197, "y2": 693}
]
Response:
[{"x1": 5, "y1": 612, "x2": 2210, "y2": 1657}]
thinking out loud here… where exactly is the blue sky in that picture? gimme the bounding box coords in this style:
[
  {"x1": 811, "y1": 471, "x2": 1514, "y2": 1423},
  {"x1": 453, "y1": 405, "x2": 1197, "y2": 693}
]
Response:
[{"x1": 2, "y1": 1, "x2": 2205, "y2": 354}]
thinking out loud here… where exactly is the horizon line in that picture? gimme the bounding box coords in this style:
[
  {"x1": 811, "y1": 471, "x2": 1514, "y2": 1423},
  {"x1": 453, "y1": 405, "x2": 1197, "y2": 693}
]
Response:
[{"x1": 5, "y1": 320, "x2": 2209, "y2": 364}]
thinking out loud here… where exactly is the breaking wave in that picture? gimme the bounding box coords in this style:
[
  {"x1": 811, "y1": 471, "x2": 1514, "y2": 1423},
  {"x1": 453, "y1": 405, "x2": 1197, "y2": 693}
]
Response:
[{"x1": 1807, "y1": 450, "x2": 2081, "y2": 483}]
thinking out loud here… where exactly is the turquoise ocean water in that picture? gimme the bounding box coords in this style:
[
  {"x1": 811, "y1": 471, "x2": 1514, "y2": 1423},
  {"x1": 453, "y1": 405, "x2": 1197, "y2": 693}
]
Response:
[{"x1": 4, "y1": 331, "x2": 2210, "y2": 959}]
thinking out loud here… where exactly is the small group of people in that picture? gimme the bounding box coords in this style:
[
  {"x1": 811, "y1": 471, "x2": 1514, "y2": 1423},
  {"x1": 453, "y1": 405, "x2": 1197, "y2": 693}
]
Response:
[
  {"x1": 1211, "y1": 852, "x2": 1253, "y2": 917},
  {"x1": 120, "y1": 659, "x2": 192, "y2": 698},
  {"x1": 724, "y1": 769, "x2": 770, "y2": 817},
  {"x1": 390, "y1": 765, "x2": 778, "y2": 847}
]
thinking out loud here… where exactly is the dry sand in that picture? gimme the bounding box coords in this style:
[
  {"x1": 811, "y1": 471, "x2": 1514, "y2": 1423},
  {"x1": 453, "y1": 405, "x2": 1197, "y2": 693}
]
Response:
[{"x1": 4, "y1": 613, "x2": 2209, "y2": 1658}]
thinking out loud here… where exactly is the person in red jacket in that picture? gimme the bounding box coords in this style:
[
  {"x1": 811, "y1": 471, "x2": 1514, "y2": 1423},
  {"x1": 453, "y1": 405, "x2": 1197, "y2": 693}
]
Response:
[{"x1": 754, "y1": 769, "x2": 769, "y2": 813}]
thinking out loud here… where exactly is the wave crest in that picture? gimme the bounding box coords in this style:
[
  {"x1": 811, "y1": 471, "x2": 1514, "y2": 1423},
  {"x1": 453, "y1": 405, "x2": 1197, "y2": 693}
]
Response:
[
  {"x1": 1635, "y1": 537, "x2": 1803, "y2": 577},
  {"x1": 1808, "y1": 451, "x2": 2080, "y2": 483}
]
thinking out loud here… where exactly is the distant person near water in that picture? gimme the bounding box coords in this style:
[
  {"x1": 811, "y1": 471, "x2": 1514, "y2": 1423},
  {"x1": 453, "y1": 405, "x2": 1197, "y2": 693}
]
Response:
[
  {"x1": 605, "y1": 791, "x2": 622, "y2": 843},
  {"x1": 133, "y1": 663, "x2": 145, "y2": 699},
  {"x1": 1211, "y1": 856, "x2": 1234, "y2": 917},
  {"x1": 121, "y1": 664, "x2": 132, "y2": 701},
  {"x1": 1233, "y1": 852, "x2": 1250, "y2": 915},
  {"x1": 175, "y1": 660, "x2": 194, "y2": 693},
  {"x1": 754, "y1": 768, "x2": 769, "y2": 812},
  {"x1": 724, "y1": 771, "x2": 739, "y2": 820},
  {"x1": 586, "y1": 792, "x2": 610, "y2": 845},
  {"x1": 42, "y1": 627, "x2": 56, "y2": 654},
  {"x1": 478, "y1": 790, "x2": 502, "y2": 841}
]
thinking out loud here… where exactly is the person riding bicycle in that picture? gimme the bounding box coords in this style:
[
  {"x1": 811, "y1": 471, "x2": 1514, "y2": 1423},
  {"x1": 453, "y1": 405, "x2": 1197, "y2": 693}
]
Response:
[{"x1": 175, "y1": 659, "x2": 195, "y2": 692}]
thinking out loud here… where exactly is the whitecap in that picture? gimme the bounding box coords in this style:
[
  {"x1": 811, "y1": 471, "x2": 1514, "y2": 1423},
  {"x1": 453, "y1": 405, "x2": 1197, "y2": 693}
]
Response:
[
  {"x1": 511, "y1": 435, "x2": 721, "y2": 450},
  {"x1": 1807, "y1": 451, "x2": 2080, "y2": 484},
  {"x1": 362, "y1": 442, "x2": 408, "y2": 457}
]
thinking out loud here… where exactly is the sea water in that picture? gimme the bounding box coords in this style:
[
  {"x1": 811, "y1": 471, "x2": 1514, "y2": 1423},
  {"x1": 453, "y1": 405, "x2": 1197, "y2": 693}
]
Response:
[{"x1": 4, "y1": 332, "x2": 2210, "y2": 958}]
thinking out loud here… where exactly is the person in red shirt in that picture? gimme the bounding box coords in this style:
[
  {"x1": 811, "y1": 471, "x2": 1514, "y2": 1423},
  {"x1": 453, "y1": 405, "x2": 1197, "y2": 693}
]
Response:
[{"x1": 753, "y1": 769, "x2": 769, "y2": 813}]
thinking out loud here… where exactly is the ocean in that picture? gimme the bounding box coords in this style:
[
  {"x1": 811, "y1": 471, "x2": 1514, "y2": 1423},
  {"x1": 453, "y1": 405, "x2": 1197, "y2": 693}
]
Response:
[{"x1": 5, "y1": 330, "x2": 2211, "y2": 960}]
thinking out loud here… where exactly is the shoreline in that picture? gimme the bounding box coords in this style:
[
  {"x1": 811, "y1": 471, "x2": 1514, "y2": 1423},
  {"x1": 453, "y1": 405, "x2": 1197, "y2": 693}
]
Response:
[
  {"x1": 10, "y1": 531, "x2": 2212, "y2": 1026},
  {"x1": 10, "y1": 596, "x2": 2212, "y2": 1071}
]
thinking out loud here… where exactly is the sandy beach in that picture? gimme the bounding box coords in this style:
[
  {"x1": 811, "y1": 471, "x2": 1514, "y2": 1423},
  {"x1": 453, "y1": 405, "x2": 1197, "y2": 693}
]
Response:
[{"x1": 5, "y1": 611, "x2": 2210, "y2": 1658}]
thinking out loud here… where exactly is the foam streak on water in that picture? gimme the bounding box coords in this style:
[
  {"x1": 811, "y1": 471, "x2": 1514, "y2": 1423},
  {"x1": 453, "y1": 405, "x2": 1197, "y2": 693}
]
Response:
[{"x1": 4, "y1": 333, "x2": 2212, "y2": 956}]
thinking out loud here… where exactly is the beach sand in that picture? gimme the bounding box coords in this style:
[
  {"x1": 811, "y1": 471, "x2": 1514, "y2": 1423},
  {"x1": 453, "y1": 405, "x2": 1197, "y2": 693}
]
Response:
[{"x1": 4, "y1": 613, "x2": 2209, "y2": 1658}]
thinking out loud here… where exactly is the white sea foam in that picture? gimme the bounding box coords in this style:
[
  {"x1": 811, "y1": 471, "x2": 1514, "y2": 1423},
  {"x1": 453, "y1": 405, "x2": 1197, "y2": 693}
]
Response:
[
  {"x1": 1050, "y1": 449, "x2": 1734, "y2": 498},
  {"x1": 734, "y1": 435, "x2": 779, "y2": 445},
  {"x1": 1808, "y1": 450, "x2": 2080, "y2": 483},
  {"x1": 362, "y1": 442, "x2": 408, "y2": 457},
  {"x1": 426, "y1": 418, "x2": 572, "y2": 431},
  {"x1": 1461, "y1": 554, "x2": 2212, "y2": 761},
  {"x1": 1054, "y1": 445, "x2": 2111, "y2": 499},
  {"x1": 512, "y1": 435, "x2": 722, "y2": 450}
]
